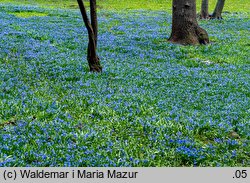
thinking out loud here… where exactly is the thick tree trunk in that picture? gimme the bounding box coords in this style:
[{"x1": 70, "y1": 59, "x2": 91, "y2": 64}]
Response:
[
  {"x1": 200, "y1": 0, "x2": 209, "y2": 19},
  {"x1": 211, "y1": 0, "x2": 225, "y2": 19},
  {"x1": 77, "y1": 0, "x2": 102, "y2": 72},
  {"x1": 169, "y1": 0, "x2": 209, "y2": 45}
]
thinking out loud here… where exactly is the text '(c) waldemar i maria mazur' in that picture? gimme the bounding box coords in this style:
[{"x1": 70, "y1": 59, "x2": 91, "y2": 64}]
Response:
[{"x1": 19, "y1": 169, "x2": 139, "y2": 179}]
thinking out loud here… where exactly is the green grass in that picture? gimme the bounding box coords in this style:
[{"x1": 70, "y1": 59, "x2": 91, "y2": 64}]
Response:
[
  {"x1": 0, "y1": 0, "x2": 250, "y2": 12},
  {"x1": 10, "y1": 11, "x2": 48, "y2": 18}
]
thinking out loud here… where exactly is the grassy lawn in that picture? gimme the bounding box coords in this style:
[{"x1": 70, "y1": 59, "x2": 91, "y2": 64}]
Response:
[
  {"x1": 0, "y1": 1, "x2": 249, "y2": 166},
  {"x1": 0, "y1": 0, "x2": 250, "y2": 12}
]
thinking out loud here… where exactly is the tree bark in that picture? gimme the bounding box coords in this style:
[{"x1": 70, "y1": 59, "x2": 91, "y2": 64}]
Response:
[
  {"x1": 169, "y1": 0, "x2": 209, "y2": 45},
  {"x1": 77, "y1": 0, "x2": 102, "y2": 72},
  {"x1": 90, "y1": 0, "x2": 98, "y2": 46},
  {"x1": 200, "y1": 0, "x2": 209, "y2": 19},
  {"x1": 211, "y1": 0, "x2": 225, "y2": 19}
]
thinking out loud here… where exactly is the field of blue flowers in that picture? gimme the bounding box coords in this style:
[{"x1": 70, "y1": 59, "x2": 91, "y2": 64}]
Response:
[{"x1": 0, "y1": 4, "x2": 250, "y2": 166}]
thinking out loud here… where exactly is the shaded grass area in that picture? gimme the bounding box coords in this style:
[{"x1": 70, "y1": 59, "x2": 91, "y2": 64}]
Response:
[{"x1": 0, "y1": 4, "x2": 250, "y2": 166}]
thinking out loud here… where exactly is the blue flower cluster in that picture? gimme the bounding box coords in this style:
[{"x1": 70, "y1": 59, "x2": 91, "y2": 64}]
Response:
[{"x1": 0, "y1": 4, "x2": 249, "y2": 166}]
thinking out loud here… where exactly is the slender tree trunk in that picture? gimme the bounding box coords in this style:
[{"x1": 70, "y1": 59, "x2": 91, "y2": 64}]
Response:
[
  {"x1": 200, "y1": 0, "x2": 209, "y2": 19},
  {"x1": 169, "y1": 0, "x2": 209, "y2": 45},
  {"x1": 211, "y1": 0, "x2": 225, "y2": 19},
  {"x1": 90, "y1": 0, "x2": 98, "y2": 46},
  {"x1": 77, "y1": 0, "x2": 102, "y2": 72}
]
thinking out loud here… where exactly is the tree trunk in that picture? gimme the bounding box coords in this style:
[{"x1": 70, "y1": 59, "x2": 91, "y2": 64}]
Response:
[
  {"x1": 77, "y1": 0, "x2": 102, "y2": 72},
  {"x1": 200, "y1": 0, "x2": 209, "y2": 19},
  {"x1": 169, "y1": 0, "x2": 209, "y2": 45},
  {"x1": 90, "y1": 0, "x2": 98, "y2": 46},
  {"x1": 211, "y1": 0, "x2": 225, "y2": 19}
]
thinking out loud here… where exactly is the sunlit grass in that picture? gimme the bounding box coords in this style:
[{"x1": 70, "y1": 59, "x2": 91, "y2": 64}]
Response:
[
  {"x1": 0, "y1": 0, "x2": 249, "y2": 13},
  {"x1": 10, "y1": 11, "x2": 48, "y2": 18}
]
